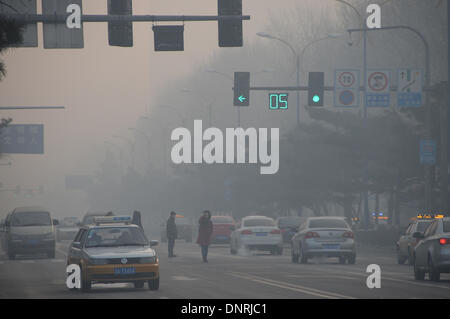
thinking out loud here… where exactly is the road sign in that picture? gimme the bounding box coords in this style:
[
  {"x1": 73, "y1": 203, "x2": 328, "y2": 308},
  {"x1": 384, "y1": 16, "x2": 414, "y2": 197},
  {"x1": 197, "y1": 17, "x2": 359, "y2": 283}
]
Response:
[
  {"x1": 397, "y1": 69, "x2": 423, "y2": 107},
  {"x1": 366, "y1": 70, "x2": 391, "y2": 107},
  {"x1": 153, "y1": 25, "x2": 184, "y2": 51},
  {"x1": 334, "y1": 70, "x2": 360, "y2": 107},
  {"x1": 42, "y1": 0, "x2": 83, "y2": 48},
  {"x1": 0, "y1": 124, "x2": 44, "y2": 154},
  {"x1": 420, "y1": 139, "x2": 436, "y2": 165},
  {"x1": 0, "y1": 0, "x2": 37, "y2": 47},
  {"x1": 108, "y1": 0, "x2": 133, "y2": 47},
  {"x1": 218, "y1": 0, "x2": 243, "y2": 47},
  {"x1": 234, "y1": 72, "x2": 250, "y2": 106}
]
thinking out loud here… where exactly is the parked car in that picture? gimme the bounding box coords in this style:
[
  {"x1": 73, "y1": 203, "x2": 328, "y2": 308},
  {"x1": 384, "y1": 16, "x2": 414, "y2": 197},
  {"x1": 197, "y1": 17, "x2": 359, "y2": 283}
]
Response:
[
  {"x1": 291, "y1": 216, "x2": 356, "y2": 264},
  {"x1": 211, "y1": 215, "x2": 235, "y2": 244},
  {"x1": 230, "y1": 216, "x2": 283, "y2": 255},
  {"x1": 1, "y1": 207, "x2": 58, "y2": 259}
]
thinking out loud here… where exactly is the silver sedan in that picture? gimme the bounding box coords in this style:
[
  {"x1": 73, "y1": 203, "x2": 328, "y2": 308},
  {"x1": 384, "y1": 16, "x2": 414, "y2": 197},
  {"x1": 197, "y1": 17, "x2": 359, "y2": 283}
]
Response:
[
  {"x1": 291, "y1": 217, "x2": 356, "y2": 264},
  {"x1": 413, "y1": 217, "x2": 450, "y2": 281}
]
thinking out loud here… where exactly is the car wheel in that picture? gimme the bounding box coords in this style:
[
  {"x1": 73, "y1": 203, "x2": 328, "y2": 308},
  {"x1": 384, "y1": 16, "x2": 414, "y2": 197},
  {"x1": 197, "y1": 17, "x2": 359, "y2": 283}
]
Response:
[
  {"x1": 339, "y1": 256, "x2": 346, "y2": 264},
  {"x1": 413, "y1": 256, "x2": 425, "y2": 280},
  {"x1": 134, "y1": 281, "x2": 145, "y2": 289},
  {"x1": 291, "y1": 245, "x2": 299, "y2": 263},
  {"x1": 348, "y1": 254, "x2": 356, "y2": 265},
  {"x1": 428, "y1": 257, "x2": 440, "y2": 282},
  {"x1": 47, "y1": 250, "x2": 55, "y2": 259},
  {"x1": 299, "y1": 246, "x2": 308, "y2": 264},
  {"x1": 148, "y1": 277, "x2": 160, "y2": 290}
]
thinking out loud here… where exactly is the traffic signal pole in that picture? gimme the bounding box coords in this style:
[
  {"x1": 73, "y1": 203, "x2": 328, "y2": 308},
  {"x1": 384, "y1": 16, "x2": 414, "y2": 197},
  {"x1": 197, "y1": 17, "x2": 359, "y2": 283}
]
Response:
[{"x1": 0, "y1": 14, "x2": 250, "y2": 23}]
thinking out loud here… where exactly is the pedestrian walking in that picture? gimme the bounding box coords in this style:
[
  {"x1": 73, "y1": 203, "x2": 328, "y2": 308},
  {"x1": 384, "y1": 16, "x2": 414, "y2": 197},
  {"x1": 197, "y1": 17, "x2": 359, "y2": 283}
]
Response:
[
  {"x1": 197, "y1": 210, "x2": 213, "y2": 263},
  {"x1": 166, "y1": 211, "x2": 178, "y2": 257}
]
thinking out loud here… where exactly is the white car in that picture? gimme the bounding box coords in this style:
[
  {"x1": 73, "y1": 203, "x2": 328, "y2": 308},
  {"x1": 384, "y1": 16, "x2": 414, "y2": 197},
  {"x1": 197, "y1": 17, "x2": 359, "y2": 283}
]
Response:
[
  {"x1": 291, "y1": 216, "x2": 356, "y2": 264},
  {"x1": 230, "y1": 216, "x2": 283, "y2": 255}
]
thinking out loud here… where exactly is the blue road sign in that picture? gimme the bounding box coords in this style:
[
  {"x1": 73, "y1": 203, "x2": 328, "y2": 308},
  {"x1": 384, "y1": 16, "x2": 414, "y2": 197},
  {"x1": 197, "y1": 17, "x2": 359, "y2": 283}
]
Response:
[
  {"x1": 397, "y1": 69, "x2": 423, "y2": 107},
  {"x1": 420, "y1": 139, "x2": 436, "y2": 165},
  {"x1": 0, "y1": 124, "x2": 44, "y2": 154}
]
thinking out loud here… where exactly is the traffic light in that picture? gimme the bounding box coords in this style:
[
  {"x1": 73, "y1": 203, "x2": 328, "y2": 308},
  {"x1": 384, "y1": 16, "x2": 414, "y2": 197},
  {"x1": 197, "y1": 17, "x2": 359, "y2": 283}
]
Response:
[
  {"x1": 308, "y1": 72, "x2": 324, "y2": 106},
  {"x1": 218, "y1": 0, "x2": 243, "y2": 47},
  {"x1": 107, "y1": 0, "x2": 133, "y2": 47},
  {"x1": 234, "y1": 72, "x2": 250, "y2": 106}
]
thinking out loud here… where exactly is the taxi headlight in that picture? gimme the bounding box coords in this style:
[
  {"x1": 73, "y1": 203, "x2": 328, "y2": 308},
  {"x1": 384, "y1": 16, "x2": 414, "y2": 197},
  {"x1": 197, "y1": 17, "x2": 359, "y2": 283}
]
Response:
[
  {"x1": 88, "y1": 258, "x2": 108, "y2": 265},
  {"x1": 140, "y1": 256, "x2": 157, "y2": 264}
]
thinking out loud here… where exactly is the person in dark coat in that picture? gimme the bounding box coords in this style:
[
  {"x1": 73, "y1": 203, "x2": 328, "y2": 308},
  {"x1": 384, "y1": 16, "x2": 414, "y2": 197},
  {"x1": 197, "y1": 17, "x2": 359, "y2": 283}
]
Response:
[
  {"x1": 132, "y1": 210, "x2": 143, "y2": 228},
  {"x1": 166, "y1": 211, "x2": 178, "y2": 257},
  {"x1": 196, "y1": 210, "x2": 213, "y2": 263}
]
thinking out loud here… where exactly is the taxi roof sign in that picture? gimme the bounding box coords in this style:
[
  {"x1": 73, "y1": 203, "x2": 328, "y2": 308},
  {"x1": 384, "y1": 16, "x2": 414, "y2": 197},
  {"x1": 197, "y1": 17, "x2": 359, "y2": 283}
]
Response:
[
  {"x1": 416, "y1": 214, "x2": 444, "y2": 220},
  {"x1": 94, "y1": 216, "x2": 131, "y2": 225}
]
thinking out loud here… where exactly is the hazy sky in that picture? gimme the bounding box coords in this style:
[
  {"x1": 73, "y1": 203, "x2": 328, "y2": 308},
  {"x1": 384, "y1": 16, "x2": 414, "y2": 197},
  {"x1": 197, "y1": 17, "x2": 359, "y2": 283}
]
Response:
[{"x1": 0, "y1": 0, "x2": 301, "y2": 216}]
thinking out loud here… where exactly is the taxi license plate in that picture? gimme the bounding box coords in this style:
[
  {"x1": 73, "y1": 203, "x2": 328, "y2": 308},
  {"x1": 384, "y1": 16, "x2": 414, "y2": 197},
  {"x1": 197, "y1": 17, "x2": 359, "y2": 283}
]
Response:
[
  {"x1": 322, "y1": 244, "x2": 339, "y2": 249},
  {"x1": 114, "y1": 267, "x2": 136, "y2": 275},
  {"x1": 255, "y1": 232, "x2": 267, "y2": 236}
]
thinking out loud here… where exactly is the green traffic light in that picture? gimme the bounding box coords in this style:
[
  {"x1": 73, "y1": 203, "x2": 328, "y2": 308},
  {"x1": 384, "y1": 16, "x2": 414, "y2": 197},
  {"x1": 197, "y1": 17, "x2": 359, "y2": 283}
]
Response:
[{"x1": 313, "y1": 95, "x2": 320, "y2": 103}]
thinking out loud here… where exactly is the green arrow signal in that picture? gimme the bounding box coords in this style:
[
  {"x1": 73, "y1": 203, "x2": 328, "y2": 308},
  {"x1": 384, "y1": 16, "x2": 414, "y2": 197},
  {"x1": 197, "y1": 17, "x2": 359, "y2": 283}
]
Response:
[{"x1": 238, "y1": 95, "x2": 246, "y2": 103}]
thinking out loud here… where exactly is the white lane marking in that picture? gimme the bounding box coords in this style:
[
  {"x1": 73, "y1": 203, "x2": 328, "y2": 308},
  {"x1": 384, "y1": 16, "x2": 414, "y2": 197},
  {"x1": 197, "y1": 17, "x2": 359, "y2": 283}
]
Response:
[
  {"x1": 288, "y1": 274, "x2": 360, "y2": 281},
  {"x1": 20, "y1": 260, "x2": 36, "y2": 264},
  {"x1": 230, "y1": 272, "x2": 354, "y2": 299},
  {"x1": 94, "y1": 283, "x2": 129, "y2": 288},
  {"x1": 172, "y1": 276, "x2": 198, "y2": 281},
  {"x1": 159, "y1": 296, "x2": 169, "y2": 299},
  {"x1": 314, "y1": 266, "x2": 450, "y2": 291}
]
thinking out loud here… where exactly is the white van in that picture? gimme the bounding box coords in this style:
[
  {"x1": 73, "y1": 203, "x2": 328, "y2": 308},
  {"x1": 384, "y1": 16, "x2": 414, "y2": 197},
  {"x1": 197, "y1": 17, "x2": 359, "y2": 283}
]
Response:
[{"x1": 1, "y1": 207, "x2": 58, "y2": 259}]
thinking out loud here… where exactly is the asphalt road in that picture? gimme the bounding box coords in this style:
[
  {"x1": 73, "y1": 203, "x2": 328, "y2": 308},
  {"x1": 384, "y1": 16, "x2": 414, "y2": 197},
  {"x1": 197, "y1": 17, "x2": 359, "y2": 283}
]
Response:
[{"x1": 0, "y1": 240, "x2": 449, "y2": 299}]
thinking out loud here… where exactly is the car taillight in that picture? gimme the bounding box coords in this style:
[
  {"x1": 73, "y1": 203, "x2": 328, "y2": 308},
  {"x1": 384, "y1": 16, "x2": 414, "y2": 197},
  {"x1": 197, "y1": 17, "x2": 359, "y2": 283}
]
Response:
[
  {"x1": 270, "y1": 229, "x2": 281, "y2": 234},
  {"x1": 439, "y1": 238, "x2": 450, "y2": 245},
  {"x1": 305, "y1": 231, "x2": 320, "y2": 239},
  {"x1": 343, "y1": 231, "x2": 354, "y2": 239},
  {"x1": 241, "y1": 230, "x2": 253, "y2": 235}
]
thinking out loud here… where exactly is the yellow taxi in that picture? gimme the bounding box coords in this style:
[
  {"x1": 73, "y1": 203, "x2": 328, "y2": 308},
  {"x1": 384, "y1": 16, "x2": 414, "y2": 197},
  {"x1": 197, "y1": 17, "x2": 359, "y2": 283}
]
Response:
[{"x1": 66, "y1": 216, "x2": 159, "y2": 291}]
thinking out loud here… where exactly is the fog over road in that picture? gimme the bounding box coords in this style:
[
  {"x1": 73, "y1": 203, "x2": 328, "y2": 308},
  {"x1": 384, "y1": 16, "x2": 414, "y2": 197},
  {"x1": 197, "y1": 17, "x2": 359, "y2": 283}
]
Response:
[{"x1": 1, "y1": 241, "x2": 449, "y2": 299}]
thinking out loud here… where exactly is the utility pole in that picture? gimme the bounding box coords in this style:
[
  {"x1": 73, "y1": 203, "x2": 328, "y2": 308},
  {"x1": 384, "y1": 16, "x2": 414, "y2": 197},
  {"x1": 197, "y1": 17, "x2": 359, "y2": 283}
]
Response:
[{"x1": 447, "y1": 0, "x2": 450, "y2": 213}]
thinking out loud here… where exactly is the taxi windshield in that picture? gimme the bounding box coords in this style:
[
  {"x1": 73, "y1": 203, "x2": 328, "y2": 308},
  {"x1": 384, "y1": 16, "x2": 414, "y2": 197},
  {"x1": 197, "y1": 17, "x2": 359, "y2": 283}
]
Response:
[{"x1": 85, "y1": 227, "x2": 148, "y2": 248}]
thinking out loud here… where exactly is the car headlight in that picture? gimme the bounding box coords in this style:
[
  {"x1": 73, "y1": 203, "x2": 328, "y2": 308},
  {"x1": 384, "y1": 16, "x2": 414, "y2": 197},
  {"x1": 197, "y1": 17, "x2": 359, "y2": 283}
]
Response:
[
  {"x1": 140, "y1": 256, "x2": 157, "y2": 264},
  {"x1": 88, "y1": 258, "x2": 108, "y2": 265}
]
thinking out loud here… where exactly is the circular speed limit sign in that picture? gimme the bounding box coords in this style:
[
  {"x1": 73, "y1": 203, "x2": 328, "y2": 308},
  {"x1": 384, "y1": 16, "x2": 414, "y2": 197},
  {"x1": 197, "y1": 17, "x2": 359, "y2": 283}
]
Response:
[{"x1": 338, "y1": 72, "x2": 355, "y2": 88}]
